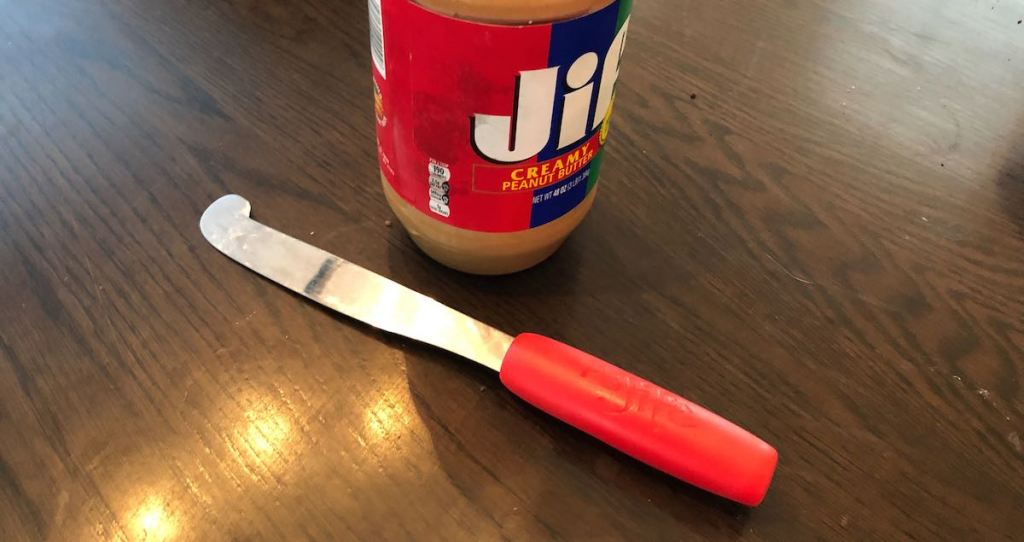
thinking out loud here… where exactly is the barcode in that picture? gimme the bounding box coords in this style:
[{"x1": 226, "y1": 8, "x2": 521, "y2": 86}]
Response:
[{"x1": 368, "y1": 0, "x2": 386, "y2": 78}]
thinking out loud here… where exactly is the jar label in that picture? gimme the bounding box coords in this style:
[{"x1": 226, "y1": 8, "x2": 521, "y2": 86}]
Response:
[{"x1": 370, "y1": 0, "x2": 632, "y2": 232}]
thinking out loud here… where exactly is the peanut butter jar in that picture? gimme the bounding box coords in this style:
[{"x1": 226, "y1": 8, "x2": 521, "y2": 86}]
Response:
[{"x1": 370, "y1": 0, "x2": 632, "y2": 274}]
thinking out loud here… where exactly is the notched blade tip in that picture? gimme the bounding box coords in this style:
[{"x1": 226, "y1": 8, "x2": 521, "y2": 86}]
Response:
[{"x1": 200, "y1": 194, "x2": 252, "y2": 241}]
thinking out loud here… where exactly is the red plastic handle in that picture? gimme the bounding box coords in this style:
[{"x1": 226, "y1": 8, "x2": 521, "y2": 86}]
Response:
[{"x1": 499, "y1": 334, "x2": 778, "y2": 506}]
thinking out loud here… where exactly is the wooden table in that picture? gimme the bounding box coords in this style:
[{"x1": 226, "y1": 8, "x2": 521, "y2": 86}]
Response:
[{"x1": 2, "y1": 0, "x2": 1022, "y2": 539}]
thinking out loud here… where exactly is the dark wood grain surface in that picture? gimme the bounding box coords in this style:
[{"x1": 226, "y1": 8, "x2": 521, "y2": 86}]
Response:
[{"x1": 2, "y1": 0, "x2": 1023, "y2": 539}]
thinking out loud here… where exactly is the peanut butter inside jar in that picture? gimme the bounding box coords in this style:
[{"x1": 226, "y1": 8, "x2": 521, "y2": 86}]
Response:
[{"x1": 381, "y1": 0, "x2": 618, "y2": 275}]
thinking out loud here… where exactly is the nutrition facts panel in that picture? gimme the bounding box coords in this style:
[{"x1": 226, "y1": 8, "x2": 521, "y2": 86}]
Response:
[{"x1": 428, "y1": 159, "x2": 451, "y2": 218}]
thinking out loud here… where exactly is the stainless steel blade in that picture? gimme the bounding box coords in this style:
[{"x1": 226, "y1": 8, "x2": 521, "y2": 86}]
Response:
[{"x1": 199, "y1": 194, "x2": 513, "y2": 371}]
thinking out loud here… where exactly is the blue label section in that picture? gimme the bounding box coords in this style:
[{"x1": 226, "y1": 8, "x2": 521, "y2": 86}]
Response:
[
  {"x1": 529, "y1": 167, "x2": 593, "y2": 227},
  {"x1": 535, "y1": 1, "x2": 619, "y2": 163},
  {"x1": 528, "y1": 1, "x2": 618, "y2": 228}
]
